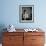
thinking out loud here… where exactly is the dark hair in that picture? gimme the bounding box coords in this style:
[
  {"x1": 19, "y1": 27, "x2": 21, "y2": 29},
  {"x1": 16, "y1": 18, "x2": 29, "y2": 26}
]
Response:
[{"x1": 23, "y1": 10, "x2": 26, "y2": 14}]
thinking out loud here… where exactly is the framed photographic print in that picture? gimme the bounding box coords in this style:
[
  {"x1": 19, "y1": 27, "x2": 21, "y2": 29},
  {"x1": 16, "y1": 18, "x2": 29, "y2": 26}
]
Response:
[{"x1": 19, "y1": 5, "x2": 34, "y2": 23}]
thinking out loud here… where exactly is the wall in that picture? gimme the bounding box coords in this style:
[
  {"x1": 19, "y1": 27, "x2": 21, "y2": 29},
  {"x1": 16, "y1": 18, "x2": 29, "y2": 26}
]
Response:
[{"x1": 0, "y1": 0, "x2": 46, "y2": 29}]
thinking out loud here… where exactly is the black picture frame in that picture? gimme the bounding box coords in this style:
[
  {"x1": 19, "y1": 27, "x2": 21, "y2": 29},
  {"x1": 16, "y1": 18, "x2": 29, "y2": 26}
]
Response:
[{"x1": 19, "y1": 5, "x2": 34, "y2": 23}]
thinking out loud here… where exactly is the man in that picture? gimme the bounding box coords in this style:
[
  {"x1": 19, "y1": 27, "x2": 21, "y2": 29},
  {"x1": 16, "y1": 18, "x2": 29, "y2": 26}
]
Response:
[{"x1": 22, "y1": 10, "x2": 32, "y2": 20}]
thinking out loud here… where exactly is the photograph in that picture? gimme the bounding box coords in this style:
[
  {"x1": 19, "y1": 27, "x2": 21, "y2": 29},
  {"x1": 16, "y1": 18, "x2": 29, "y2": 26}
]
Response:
[{"x1": 19, "y1": 5, "x2": 34, "y2": 23}]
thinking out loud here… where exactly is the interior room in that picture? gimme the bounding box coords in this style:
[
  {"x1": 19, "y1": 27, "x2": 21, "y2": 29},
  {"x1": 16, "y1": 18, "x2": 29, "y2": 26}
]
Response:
[{"x1": 0, "y1": 0, "x2": 46, "y2": 46}]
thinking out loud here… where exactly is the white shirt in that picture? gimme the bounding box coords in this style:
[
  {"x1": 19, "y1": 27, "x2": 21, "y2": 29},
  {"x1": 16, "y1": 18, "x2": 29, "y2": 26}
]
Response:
[{"x1": 23, "y1": 13, "x2": 29, "y2": 19}]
